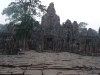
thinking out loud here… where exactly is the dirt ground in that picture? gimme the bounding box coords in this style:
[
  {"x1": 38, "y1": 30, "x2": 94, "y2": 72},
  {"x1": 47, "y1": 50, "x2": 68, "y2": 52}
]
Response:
[{"x1": 0, "y1": 50, "x2": 100, "y2": 75}]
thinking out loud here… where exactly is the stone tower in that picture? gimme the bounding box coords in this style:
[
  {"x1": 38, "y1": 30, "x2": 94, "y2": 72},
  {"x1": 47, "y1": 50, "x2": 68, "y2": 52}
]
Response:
[
  {"x1": 41, "y1": 2, "x2": 60, "y2": 33},
  {"x1": 73, "y1": 21, "x2": 79, "y2": 40},
  {"x1": 41, "y1": 2, "x2": 61, "y2": 51}
]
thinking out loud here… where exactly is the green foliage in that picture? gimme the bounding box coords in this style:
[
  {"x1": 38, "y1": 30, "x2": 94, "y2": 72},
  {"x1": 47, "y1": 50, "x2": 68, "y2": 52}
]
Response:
[
  {"x1": 2, "y1": 0, "x2": 46, "y2": 50},
  {"x1": 5, "y1": 22, "x2": 15, "y2": 32},
  {"x1": 15, "y1": 14, "x2": 36, "y2": 39},
  {"x1": 92, "y1": 29, "x2": 98, "y2": 36},
  {"x1": 2, "y1": 0, "x2": 46, "y2": 21},
  {"x1": 0, "y1": 24, "x2": 6, "y2": 32},
  {"x1": 2, "y1": 0, "x2": 46, "y2": 37},
  {"x1": 78, "y1": 22, "x2": 88, "y2": 28},
  {"x1": 78, "y1": 22, "x2": 88, "y2": 33}
]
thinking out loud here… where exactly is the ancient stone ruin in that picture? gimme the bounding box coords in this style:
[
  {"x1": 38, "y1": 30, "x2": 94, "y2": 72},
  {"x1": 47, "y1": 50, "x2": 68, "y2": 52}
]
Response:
[
  {"x1": 0, "y1": 2, "x2": 100, "y2": 56},
  {"x1": 32, "y1": 2, "x2": 100, "y2": 55}
]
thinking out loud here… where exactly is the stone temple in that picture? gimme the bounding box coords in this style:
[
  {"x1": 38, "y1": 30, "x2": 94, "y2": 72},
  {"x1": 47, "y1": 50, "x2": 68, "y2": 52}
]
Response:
[
  {"x1": 28, "y1": 2, "x2": 100, "y2": 55},
  {"x1": 0, "y1": 2, "x2": 100, "y2": 55}
]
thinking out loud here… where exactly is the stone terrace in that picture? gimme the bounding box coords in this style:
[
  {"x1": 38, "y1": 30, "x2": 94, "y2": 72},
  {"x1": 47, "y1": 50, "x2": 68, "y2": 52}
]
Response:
[{"x1": 0, "y1": 51, "x2": 100, "y2": 75}]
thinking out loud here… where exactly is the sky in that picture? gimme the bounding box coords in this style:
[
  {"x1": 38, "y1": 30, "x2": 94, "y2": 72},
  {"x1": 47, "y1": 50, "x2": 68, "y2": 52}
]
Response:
[{"x1": 0, "y1": 0, "x2": 100, "y2": 31}]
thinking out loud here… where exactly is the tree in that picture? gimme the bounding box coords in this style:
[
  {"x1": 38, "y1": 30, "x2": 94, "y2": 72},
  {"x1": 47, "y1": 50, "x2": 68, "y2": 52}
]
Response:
[
  {"x1": 2, "y1": 0, "x2": 46, "y2": 51},
  {"x1": 0, "y1": 24, "x2": 6, "y2": 32},
  {"x1": 5, "y1": 22, "x2": 15, "y2": 32},
  {"x1": 78, "y1": 22, "x2": 88, "y2": 28},
  {"x1": 92, "y1": 29, "x2": 98, "y2": 36},
  {"x1": 78, "y1": 22, "x2": 88, "y2": 33}
]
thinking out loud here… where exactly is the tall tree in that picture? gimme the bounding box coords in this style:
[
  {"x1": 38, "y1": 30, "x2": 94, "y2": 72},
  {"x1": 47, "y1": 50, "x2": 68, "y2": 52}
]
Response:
[
  {"x1": 78, "y1": 22, "x2": 88, "y2": 28},
  {"x1": 78, "y1": 22, "x2": 88, "y2": 33},
  {"x1": 0, "y1": 24, "x2": 6, "y2": 32},
  {"x1": 2, "y1": 0, "x2": 46, "y2": 51}
]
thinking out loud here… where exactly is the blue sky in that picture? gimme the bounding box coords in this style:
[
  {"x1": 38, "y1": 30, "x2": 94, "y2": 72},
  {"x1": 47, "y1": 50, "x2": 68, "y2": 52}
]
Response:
[{"x1": 0, "y1": 0, "x2": 100, "y2": 31}]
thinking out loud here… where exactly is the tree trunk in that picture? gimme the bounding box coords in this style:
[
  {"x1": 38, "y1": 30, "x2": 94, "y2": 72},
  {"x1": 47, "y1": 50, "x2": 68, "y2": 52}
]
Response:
[
  {"x1": 23, "y1": 34, "x2": 29, "y2": 51},
  {"x1": 25, "y1": 35, "x2": 29, "y2": 51},
  {"x1": 23, "y1": 36, "x2": 26, "y2": 51}
]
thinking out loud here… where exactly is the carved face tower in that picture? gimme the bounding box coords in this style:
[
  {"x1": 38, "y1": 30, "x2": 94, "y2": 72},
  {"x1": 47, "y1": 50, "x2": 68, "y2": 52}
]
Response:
[
  {"x1": 41, "y1": 2, "x2": 60, "y2": 32},
  {"x1": 41, "y1": 2, "x2": 61, "y2": 51}
]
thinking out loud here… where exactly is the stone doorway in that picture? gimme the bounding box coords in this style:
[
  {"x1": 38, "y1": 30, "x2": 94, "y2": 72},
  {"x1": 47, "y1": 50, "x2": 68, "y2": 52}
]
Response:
[{"x1": 43, "y1": 35, "x2": 54, "y2": 50}]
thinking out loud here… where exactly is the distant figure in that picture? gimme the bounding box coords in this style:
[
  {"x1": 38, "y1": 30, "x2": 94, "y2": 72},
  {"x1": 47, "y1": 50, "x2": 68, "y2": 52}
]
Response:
[
  {"x1": 99, "y1": 49, "x2": 100, "y2": 52},
  {"x1": 20, "y1": 48, "x2": 22, "y2": 52}
]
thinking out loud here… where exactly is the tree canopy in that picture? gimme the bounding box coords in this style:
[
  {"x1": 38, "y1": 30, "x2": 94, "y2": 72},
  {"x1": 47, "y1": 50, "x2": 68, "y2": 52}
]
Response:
[
  {"x1": 78, "y1": 22, "x2": 88, "y2": 28},
  {"x1": 2, "y1": 0, "x2": 46, "y2": 51},
  {"x1": 78, "y1": 22, "x2": 88, "y2": 33},
  {"x1": 2, "y1": 0, "x2": 46, "y2": 22}
]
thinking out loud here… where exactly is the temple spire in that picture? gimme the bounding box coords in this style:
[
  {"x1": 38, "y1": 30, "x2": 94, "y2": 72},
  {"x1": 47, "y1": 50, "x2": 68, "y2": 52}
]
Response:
[{"x1": 47, "y1": 2, "x2": 56, "y2": 14}]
